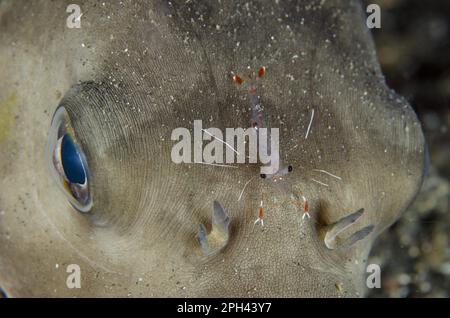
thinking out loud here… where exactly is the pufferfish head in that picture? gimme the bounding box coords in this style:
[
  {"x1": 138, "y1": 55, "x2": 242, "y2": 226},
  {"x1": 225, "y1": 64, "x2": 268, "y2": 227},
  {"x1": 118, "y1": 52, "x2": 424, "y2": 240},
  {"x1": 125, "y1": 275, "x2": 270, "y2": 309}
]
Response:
[{"x1": 0, "y1": 0, "x2": 426, "y2": 297}]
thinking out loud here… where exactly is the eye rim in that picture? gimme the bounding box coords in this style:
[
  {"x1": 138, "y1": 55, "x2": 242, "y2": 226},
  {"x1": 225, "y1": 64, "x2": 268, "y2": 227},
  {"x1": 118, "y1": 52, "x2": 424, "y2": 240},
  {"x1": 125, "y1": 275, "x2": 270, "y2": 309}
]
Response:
[{"x1": 46, "y1": 106, "x2": 93, "y2": 213}]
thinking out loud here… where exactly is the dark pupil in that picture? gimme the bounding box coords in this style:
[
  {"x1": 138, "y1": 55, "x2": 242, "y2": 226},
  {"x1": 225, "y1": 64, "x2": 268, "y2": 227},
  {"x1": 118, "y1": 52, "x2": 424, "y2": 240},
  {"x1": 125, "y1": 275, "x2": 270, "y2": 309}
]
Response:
[{"x1": 61, "y1": 134, "x2": 86, "y2": 184}]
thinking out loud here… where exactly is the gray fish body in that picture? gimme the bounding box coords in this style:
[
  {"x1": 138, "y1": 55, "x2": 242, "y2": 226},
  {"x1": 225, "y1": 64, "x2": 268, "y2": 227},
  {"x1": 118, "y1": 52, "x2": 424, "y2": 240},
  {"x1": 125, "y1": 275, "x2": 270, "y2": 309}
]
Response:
[{"x1": 0, "y1": 0, "x2": 426, "y2": 297}]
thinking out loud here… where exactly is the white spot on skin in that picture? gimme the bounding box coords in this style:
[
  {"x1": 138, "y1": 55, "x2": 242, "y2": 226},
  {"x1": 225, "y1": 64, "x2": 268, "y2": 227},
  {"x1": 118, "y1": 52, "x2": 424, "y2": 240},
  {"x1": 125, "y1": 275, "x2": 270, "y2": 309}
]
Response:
[{"x1": 305, "y1": 109, "x2": 315, "y2": 139}]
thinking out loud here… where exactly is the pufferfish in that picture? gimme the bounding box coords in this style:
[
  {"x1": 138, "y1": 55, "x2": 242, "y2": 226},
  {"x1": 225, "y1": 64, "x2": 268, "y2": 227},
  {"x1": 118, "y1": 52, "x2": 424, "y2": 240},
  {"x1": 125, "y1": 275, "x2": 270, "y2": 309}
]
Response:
[{"x1": 0, "y1": 0, "x2": 426, "y2": 297}]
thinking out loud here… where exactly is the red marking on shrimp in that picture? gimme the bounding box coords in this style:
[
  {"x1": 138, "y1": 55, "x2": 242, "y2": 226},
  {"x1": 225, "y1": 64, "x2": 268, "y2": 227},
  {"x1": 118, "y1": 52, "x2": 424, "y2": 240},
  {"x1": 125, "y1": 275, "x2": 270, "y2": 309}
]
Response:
[
  {"x1": 254, "y1": 201, "x2": 264, "y2": 226},
  {"x1": 233, "y1": 74, "x2": 244, "y2": 85},
  {"x1": 291, "y1": 195, "x2": 311, "y2": 221},
  {"x1": 258, "y1": 66, "x2": 266, "y2": 78},
  {"x1": 301, "y1": 196, "x2": 311, "y2": 220}
]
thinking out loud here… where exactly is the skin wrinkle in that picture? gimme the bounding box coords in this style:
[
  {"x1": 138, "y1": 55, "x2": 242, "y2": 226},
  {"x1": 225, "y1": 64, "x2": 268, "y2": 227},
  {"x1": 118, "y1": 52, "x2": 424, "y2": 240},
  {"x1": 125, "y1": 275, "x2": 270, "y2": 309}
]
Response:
[{"x1": 0, "y1": 0, "x2": 426, "y2": 297}]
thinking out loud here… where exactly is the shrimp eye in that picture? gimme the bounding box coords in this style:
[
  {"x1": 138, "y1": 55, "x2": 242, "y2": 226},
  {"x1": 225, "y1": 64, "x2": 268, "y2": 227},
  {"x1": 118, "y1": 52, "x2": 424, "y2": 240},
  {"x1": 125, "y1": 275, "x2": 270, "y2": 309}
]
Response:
[
  {"x1": 288, "y1": 165, "x2": 293, "y2": 172},
  {"x1": 260, "y1": 173, "x2": 267, "y2": 179},
  {"x1": 45, "y1": 106, "x2": 92, "y2": 213}
]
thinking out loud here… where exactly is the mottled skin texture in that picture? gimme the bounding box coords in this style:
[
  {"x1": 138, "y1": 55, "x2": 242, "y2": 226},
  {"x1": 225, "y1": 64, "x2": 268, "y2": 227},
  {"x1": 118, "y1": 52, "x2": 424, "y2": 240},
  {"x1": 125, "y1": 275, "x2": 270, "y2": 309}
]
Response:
[{"x1": 0, "y1": 0, "x2": 426, "y2": 297}]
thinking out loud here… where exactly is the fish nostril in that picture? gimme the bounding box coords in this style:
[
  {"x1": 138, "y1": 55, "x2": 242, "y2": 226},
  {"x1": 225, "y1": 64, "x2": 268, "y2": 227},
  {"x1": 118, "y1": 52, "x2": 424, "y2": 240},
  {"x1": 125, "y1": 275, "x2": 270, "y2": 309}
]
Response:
[
  {"x1": 197, "y1": 200, "x2": 230, "y2": 256},
  {"x1": 320, "y1": 208, "x2": 374, "y2": 250}
]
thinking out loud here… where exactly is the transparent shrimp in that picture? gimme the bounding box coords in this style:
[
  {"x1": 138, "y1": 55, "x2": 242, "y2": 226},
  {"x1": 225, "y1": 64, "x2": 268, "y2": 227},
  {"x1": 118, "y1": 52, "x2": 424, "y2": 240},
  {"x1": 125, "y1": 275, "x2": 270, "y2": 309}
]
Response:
[{"x1": 233, "y1": 67, "x2": 292, "y2": 181}]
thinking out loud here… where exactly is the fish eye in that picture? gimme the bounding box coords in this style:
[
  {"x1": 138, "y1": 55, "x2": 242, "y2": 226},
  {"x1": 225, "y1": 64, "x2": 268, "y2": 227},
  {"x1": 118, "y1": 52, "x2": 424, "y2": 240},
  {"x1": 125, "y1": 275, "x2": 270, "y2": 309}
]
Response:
[{"x1": 45, "y1": 106, "x2": 92, "y2": 212}]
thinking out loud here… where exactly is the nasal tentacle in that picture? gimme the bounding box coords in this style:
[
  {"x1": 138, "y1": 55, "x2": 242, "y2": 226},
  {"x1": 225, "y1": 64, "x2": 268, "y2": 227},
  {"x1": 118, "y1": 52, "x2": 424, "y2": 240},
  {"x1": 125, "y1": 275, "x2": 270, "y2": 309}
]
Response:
[{"x1": 196, "y1": 200, "x2": 230, "y2": 255}]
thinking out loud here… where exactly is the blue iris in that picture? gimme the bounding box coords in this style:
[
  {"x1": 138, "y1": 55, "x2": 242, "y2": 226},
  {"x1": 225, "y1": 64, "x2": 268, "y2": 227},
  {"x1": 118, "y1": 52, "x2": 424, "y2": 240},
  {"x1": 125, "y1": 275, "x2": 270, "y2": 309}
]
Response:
[{"x1": 61, "y1": 134, "x2": 87, "y2": 184}]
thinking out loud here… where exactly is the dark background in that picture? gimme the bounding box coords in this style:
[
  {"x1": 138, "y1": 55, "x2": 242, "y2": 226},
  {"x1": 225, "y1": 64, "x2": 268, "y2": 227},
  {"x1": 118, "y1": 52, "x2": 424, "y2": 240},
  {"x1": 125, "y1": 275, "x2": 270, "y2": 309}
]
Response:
[{"x1": 364, "y1": 0, "x2": 450, "y2": 297}]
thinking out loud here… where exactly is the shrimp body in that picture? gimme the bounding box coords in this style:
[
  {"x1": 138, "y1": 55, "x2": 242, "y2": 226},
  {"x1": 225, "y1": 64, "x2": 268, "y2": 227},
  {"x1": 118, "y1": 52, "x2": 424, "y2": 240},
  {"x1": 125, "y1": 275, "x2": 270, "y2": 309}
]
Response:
[
  {"x1": 233, "y1": 67, "x2": 293, "y2": 180},
  {"x1": 249, "y1": 86, "x2": 265, "y2": 130}
]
